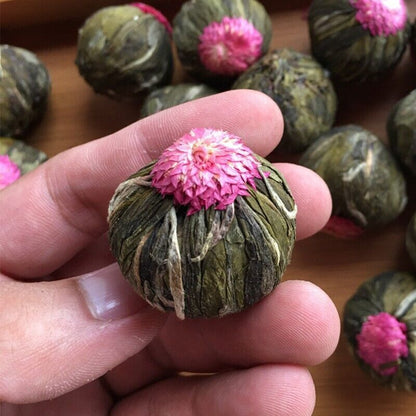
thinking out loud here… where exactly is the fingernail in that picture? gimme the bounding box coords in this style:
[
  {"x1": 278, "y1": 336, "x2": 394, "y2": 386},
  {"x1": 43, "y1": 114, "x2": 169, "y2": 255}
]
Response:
[{"x1": 77, "y1": 263, "x2": 146, "y2": 321}]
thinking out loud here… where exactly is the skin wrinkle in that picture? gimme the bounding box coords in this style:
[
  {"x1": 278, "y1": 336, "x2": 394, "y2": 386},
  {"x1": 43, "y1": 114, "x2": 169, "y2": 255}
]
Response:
[{"x1": 43, "y1": 156, "x2": 105, "y2": 243}]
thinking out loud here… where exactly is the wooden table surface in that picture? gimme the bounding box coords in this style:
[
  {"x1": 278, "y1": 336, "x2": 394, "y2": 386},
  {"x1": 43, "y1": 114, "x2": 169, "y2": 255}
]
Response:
[{"x1": 2, "y1": 0, "x2": 416, "y2": 414}]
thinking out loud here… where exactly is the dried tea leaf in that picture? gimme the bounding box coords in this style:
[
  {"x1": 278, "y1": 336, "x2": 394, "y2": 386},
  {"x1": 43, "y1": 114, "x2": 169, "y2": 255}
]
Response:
[
  {"x1": 308, "y1": 0, "x2": 410, "y2": 82},
  {"x1": 232, "y1": 48, "x2": 337, "y2": 152},
  {"x1": 76, "y1": 5, "x2": 173, "y2": 100},
  {"x1": 0, "y1": 45, "x2": 50, "y2": 137},
  {"x1": 299, "y1": 125, "x2": 407, "y2": 235},
  {"x1": 343, "y1": 271, "x2": 416, "y2": 391},
  {"x1": 108, "y1": 129, "x2": 296, "y2": 319},
  {"x1": 140, "y1": 83, "x2": 217, "y2": 118},
  {"x1": 387, "y1": 89, "x2": 416, "y2": 175},
  {"x1": 172, "y1": 0, "x2": 272, "y2": 87}
]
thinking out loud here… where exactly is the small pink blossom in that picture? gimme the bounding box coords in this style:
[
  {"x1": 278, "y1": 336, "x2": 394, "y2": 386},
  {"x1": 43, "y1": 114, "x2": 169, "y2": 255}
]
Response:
[
  {"x1": 151, "y1": 128, "x2": 263, "y2": 215},
  {"x1": 198, "y1": 16, "x2": 263, "y2": 76},
  {"x1": 350, "y1": 0, "x2": 407, "y2": 36},
  {"x1": 356, "y1": 312, "x2": 409, "y2": 376},
  {"x1": 130, "y1": 2, "x2": 172, "y2": 34},
  {"x1": 0, "y1": 155, "x2": 20, "y2": 190}
]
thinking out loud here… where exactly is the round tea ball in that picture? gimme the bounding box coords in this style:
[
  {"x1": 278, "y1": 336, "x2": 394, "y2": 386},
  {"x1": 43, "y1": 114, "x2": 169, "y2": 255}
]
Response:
[
  {"x1": 140, "y1": 83, "x2": 217, "y2": 118},
  {"x1": 411, "y1": 18, "x2": 416, "y2": 60},
  {"x1": 299, "y1": 125, "x2": 407, "y2": 237},
  {"x1": 308, "y1": 0, "x2": 410, "y2": 82},
  {"x1": 172, "y1": 0, "x2": 272, "y2": 87},
  {"x1": 232, "y1": 48, "x2": 337, "y2": 153},
  {"x1": 343, "y1": 271, "x2": 416, "y2": 391},
  {"x1": 407, "y1": 212, "x2": 416, "y2": 268},
  {"x1": 0, "y1": 137, "x2": 47, "y2": 189},
  {"x1": 108, "y1": 128, "x2": 296, "y2": 319},
  {"x1": 76, "y1": 4, "x2": 173, "y2": 100},
  {"x1": 0, "y1": 45, "x2": 51, "y2": 138},
  {"x1": 387, "y1": 89, "x2": 416, "y2": 175}
]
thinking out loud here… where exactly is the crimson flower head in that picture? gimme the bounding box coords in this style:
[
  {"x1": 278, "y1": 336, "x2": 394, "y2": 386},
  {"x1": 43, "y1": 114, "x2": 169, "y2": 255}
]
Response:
[
  {"x1": 350, "y1": 0, "x2": 408, "y2": 36},
  {"x1": 356, "y1": 312, "x2": 409, "y2": 376},
  {"x1": 198, "y1": 17, "x2": 263, "y2": 76},
  {"x1": 151, "y1": 128, "x2": 263, "y2": 215}
]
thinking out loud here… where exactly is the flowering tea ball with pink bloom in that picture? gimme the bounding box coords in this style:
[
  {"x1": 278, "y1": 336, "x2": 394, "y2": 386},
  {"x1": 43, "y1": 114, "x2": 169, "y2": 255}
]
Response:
[
  {"x1": 76, "y1": 4, "x2": 173, "y2": 100},
  {"x1": 108, "y1": 128, "x2": 297, "y2": 319},
  {"x1": 343, "y1": 271, "x2": 416, "y2": 391},
  {"x1": 308, "y1": 0, "x2": 411, "y2": 82},
  {"x1": 0, "y1": 137, "x2": 47, "y2": 190},
  {"x1": 172, "y1": 0, "x2": 272, "y2": 88}
]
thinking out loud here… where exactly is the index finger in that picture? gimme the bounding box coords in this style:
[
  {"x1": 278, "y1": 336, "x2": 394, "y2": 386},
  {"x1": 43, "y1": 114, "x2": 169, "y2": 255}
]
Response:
[{"x1": 0, "y1": 90, "x2": 284, "y2": 278}]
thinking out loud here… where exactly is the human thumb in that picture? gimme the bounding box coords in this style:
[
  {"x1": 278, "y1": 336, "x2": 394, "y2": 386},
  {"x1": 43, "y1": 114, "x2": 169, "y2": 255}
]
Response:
[{"x1": 0, "y1": 263, "x2": 165, "y2": 404}]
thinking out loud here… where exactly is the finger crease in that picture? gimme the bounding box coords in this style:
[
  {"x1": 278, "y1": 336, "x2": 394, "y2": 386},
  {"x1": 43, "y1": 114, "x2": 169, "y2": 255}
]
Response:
[{"x1": 43, "y1": 162, "x2": 105, "y2": 241}]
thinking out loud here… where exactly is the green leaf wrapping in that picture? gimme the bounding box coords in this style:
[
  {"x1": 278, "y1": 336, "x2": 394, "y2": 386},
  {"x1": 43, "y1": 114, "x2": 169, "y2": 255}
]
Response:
[
  {"x1": 232, "y1": 48, "x2": 337, "y2": 152},
  {"x1": 343, "y1": 271, "x2": 416, "y2": 391},
  {"x1": 76, "y1": 5, "x2": 173, "y2": 100},
  {"x1": 308, "y1": 0, "x2": 410, "y2": 82},
  {"x1": 299, "y1": 125, "x2": 407, "y2": 229},
  {"x1": 172, "y1": 0, "x2": 272, "y2": 87},
  {"x1": 108, "y1": 156, "x2": 296, "y2": 319}
]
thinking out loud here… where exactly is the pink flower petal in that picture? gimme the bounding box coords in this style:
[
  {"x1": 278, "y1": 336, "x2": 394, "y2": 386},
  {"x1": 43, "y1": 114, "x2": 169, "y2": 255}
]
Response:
[
  {"x1": 151, "y1": 128, "x2": 262, "y2": 215},
  {"x1": 198, "y1": 16, "x2": 263, "y2": 76},
  {"x1": 350, "y1": 0, "x2": 407, "y2": 36}
]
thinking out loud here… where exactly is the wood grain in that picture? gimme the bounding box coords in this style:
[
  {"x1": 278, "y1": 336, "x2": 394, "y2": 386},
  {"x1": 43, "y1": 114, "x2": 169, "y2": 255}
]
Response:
[{"x1": 1, "y1": 1, "x2": 416, "y2": 414}]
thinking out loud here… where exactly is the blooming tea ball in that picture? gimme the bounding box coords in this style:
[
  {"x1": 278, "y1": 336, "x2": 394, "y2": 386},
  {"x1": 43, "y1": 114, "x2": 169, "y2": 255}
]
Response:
[
  {"x1": 0, "y1": 137, "x2": 47, "y2": 189},
  {"x1": 108, "y1": 128, "x2": 296, "y2": 319},
  {"x1": 407, "y1": 212, "x2": 416, "y2": 268},
  {"x1": 76, "y1": 4, "x2": 173, "y2": 100},
  {"x1": 410, "y1": 18, "x2": 416, "y2": 60},
  {"x1": 299, "y1": 125, "x2": 407, "y2": 237},
  {"x1": 343, "y1": 271, "x2": 416, "y2": 390},
  {"x1": 387, "y1": 89, "x2": 416, "y2": 176},
  {"x1": 0, "y1": 45, "x2": 51, "y2": 137},
  {"x1": 140, "y1": 83, "x2": 217, "y2": 118},
  {"x1": 308, "y1": 0, "x2": 410, "y2": 82},
  {"x1": 172, "y1": 0, "x2": 272, "y2": 87},
  {"x1": 232, "y1": 48, "x2": 337, "y2": 153}
]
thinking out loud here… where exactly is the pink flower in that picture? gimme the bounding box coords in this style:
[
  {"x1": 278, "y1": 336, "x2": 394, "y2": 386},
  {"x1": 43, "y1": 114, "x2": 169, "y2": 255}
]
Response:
[
  {"x1": 356, "y1": 312, "x2": 409, "y2": 376},
  {"x1": 130, "y1": 2, "x2": 172, "y2": 34},
  {"x1": 350, "y1": 0, "x2": 408, "y2": 36},
  {"x1": 151, "y1": 128, "x2": 263, "y2": 215},
  {"x1": 0, "y1": 155, "x2": 20, "y2": 190},
  {"x1": 198, "y1": 16, "x2": 263, "y2": 76}
]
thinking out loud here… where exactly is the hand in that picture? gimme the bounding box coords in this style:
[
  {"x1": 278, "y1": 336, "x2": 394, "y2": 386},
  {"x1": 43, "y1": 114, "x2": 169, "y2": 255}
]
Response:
[{"x1": 0, "y1": 90, "x2": 340, "y2": 415}]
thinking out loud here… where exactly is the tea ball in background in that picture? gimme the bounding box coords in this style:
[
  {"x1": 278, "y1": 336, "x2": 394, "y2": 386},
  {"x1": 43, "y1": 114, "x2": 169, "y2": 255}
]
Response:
[
  {"x1": 232, "y1": 48, "x2": 337, "y2": 153},
  {"x1": 387, "y1": 89, "x2": 416, "y2": 176},
  {"x1": 140, "y1": 83, "x2": 217, "y2": 118},
  {"x1": 108, "y1": 128, "x2": 296, "y2": 319},
  {"x1": 172, "y1": 0, "x2": 272, "y2": 87},
  {"x1": 299, "y1": 125, "x2": 407, "y2": 237},
  {"x1": 411, "y1": 18, "x2": 416, "y2": 59},
  {"x1": 0, "y1": 45, "x2": 51, "y2": 138},
  {"x1": 308, "y1": 0, "x2": 410, "y2": 82},
  {"x1": 76, "y1": 4, "x2": 173, "y2": 100},
  {"x1": 0, "y1": 137, "x2": 47, "y2": 190},
  {"x1": 343, "y1": 271, "x2": 416, "y2": 391},
  {"x1": 407, "y1": 212, "x2": 416, "y2": 269}
]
